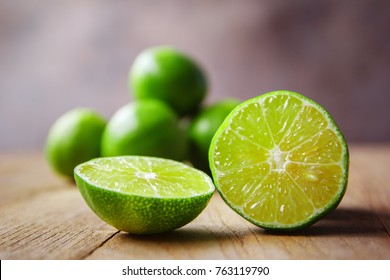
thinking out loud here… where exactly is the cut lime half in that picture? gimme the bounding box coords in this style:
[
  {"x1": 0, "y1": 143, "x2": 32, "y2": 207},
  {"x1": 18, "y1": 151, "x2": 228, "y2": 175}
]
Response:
[
  {"x1": 209, "y1": 90, "x2": 349, "y2": 231},
  {"x1": 74, "y1": 156, "x2": 215, "y2": 234}
]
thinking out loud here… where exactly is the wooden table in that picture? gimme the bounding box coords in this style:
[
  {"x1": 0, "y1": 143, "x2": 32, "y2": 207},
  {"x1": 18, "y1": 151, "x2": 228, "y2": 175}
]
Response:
[{"x1": 1, "y1": 144, "x2": 390, "y2": 260}]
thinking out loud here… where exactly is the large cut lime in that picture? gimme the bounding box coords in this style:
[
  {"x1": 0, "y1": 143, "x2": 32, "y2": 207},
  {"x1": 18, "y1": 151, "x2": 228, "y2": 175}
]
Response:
[
  {"x1": 74, "y1": 156, "x2": 215, "y2": 234},
  {"x1": 209, "y1": 90, "x2": 349, "y2": 230}
]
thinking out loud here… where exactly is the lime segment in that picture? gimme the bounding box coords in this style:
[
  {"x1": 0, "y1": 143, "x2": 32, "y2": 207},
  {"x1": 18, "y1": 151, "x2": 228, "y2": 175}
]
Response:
[
  {"x1": 209, "y1": 90, "x2": 349, "y2": 230},
  {"x1": 74, "y1": 156, "x2": 215, "y2": 234}
]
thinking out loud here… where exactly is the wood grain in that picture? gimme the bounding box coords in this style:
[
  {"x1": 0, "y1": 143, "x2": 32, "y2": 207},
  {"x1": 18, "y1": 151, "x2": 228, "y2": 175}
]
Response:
[
  {"x1": 1, "y1": 145, "x2": 390, "y2": 259},
  {"x1": 0, "y1": 154, "x2": 117, "y2": 260}
]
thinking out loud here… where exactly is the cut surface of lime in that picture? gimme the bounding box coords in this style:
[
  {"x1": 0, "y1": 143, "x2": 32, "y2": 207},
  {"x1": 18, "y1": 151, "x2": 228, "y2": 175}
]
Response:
[
  {"x1": 209, "y1": 90, "x2": 349, "y2": 230},
  {"x1": 74, "y1": 156, "x2": 215, "y2": 234}
]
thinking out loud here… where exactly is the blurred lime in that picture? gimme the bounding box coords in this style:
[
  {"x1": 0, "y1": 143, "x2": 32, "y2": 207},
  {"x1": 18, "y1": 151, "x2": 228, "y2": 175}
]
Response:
[
  {"x1": 129, "y1": 46, "x2": 207, "y2": 116},
  {"x1": 188, "y1": 98, "x2": 241, "y2": 172},
  {"x1": 45, "y1": 108, "x2": 106, "y2": 178},
  {"x1": 209, "y1": 90, "x2": 349, "y2": 231},
  {"x1": 74, "y1": 156, "x2": 215, "y2": 234},
  {"x1": 101, "y1": 99, "x2": 187, "y2": 161}
]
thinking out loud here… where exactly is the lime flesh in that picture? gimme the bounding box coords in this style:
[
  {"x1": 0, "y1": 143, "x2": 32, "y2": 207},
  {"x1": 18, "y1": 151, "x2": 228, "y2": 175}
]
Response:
[
  {"x1": 74, "y1": 156, "x2": 215, "y2": 234},
  {"x1": 209, "y1": 90, "x2": 349, "y2": 230}
]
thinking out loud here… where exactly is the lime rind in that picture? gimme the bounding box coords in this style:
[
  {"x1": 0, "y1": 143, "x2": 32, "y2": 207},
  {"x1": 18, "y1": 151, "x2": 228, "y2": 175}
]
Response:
[
  {"x1": 74, "y1": 156, "x2": 215, "y2": 234},
  {"x1": 209, "y1": 90, "x2": 349, "y2": 231},
  {"x1": 75, "y1": 176, "x2": 213, "y2": 234}
]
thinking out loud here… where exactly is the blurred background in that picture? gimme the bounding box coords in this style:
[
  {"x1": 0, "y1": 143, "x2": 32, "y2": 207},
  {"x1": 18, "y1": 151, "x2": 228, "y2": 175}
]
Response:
[{"x1": 1, "y1": 0, "x2": 389, "y2": 151}]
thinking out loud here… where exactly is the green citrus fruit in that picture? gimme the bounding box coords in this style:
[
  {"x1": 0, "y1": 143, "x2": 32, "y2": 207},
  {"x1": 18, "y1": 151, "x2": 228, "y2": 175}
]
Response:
[
  {"x1": 101, "y1": 99, "x2": 187, "y2": 161},
  {"x1": 74, "y1": 156, "x2": 215, "y2": 234},
  {"x1": 129, "y1": 46, "x2": 207, "y2": 116},
  {"x1": 188, "y1": 98, "x2": 241, "y2": 172},
  {"x1": 209, "y1": 90, "x2": 349, "y2": 231},
  {"x1": 45, "y1": 108, "x2": 106, "y2": 178}
]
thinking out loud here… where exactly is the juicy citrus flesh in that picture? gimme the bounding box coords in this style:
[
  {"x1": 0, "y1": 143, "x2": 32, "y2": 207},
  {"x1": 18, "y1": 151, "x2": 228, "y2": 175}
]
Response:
[
  {"x1": 209, "y1": 91, "x2": 349, "y2": 230},
  {"x1": 74, "y1": 156, "x2": 215, "y2": 234}
]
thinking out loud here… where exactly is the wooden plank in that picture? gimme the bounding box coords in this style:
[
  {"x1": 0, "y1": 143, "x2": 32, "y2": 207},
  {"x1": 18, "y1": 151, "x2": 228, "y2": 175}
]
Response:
[
  {"x1": 86, "y1": 193, "x2": 390, "y2": 260},
  {"x1": 0, "y1": 184, "x2": 117, "y2": 259},
  {"x1": 348, "y1": 145, "x2": 390, "y2": 236},
  {"x1": 86, "y1": 145, "x2": 390, "y2": 259},
  {"x1": 1, "y1": 145, "x2": 390, "y2": 259},
  {"x1": 0, "y1": 153, "x2": 68, "y2": 206},
  {"x1": 0, "y1": 153, "x2": 118, "y2": 259}
]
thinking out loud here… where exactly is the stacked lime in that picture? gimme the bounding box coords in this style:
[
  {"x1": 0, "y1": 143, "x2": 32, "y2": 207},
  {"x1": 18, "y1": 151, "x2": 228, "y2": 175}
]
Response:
[
  {"x1": 129, "y1": 46, "x2": 207, "y2": 116},
  {"x1": 46, "y1": 46, "x2": 208, "y2": 173},
  {"x1": 45, "y1": 108, "x2": 106, "y2": 178},
  {"x1": 101, "y1": 99, "x2": 187, "y2": 161},
  {"x1": 188, "y1": 98, "x2": 241, "y2": 173}
]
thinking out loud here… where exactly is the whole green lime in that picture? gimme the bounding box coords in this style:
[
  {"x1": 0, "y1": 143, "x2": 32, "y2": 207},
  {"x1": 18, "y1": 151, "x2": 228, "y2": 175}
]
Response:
[
  {"x1": 45, "y1": 108, "x2": 107, "y2": 178},
  {"x1": 101, "y1": 99, "x2": 188, "y2": 161},
  {"x1": 129, "y1": 46, "x2": 207, "y2": 116},
  {"x1": 188, "y1": 99, "x2": 241, "y2": 172}
]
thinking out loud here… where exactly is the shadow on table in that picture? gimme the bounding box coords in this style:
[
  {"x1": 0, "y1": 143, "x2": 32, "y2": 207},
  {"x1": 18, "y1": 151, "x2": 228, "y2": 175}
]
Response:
[
  {"x1": 262, "y1": 207, "x2": 390, "y2": 237},
  {"x1": 119, "y1": 225, "x2": 236, "y2": 244},
  {"x1": 119, "y1": 207, "x2": 390, "y2": 243}
]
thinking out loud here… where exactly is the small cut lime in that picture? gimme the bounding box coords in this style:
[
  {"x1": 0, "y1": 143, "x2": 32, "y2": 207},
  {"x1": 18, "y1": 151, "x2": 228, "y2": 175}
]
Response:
[{"x1": 74, "y1": 156, "x2": 215, "y2": 234}]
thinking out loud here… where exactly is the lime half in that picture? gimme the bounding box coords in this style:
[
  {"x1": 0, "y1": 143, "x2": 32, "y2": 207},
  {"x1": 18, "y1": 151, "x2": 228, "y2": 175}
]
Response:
[
  {"x1": 209, "y1": 90, "x2": 349, "y2": 230},
  {"x1": 74, "y1": 156, "x2": 215, "y2": 234}
]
